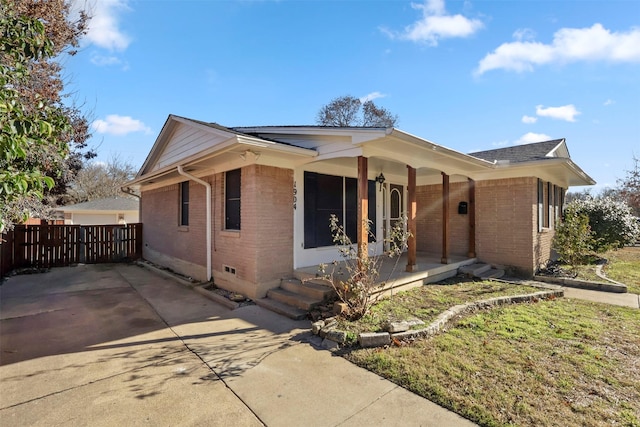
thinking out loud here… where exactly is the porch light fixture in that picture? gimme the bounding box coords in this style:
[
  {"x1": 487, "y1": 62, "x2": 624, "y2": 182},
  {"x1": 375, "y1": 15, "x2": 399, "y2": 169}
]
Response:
[{"x1": 376, "y1": 172, "x2": 385, "y2": 191}]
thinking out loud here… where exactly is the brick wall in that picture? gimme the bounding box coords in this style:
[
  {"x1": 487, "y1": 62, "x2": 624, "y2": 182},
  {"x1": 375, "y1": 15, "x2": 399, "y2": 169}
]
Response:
[
  {"x1": 142, "y1": 182, "x2": 207, "y2": 280},
  {"x1": 211, "y1": 165, "x2": 293, "y2": 298},
  {"x1": 142, "y1": 165, "x2": 294, "y2": 298},
  {"x1": 416, "y1": 181, "x2": 471, "y2": 256},
  {"x1": 252, "y1": 166, "x2": 294, "y2": 286},
  {"x1": 476, "y1": 177, "x2": 537, "y2": 275}
]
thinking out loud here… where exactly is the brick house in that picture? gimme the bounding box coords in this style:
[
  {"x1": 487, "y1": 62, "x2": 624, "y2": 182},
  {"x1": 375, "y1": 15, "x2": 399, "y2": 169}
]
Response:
[{"x1": 128, "y1": 115, "x2": 594, "y2": 299}]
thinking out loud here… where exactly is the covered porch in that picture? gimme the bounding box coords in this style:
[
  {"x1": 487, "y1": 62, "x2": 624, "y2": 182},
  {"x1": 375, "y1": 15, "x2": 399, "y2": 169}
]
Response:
[{"x1": 294, "y1": 252, "x2": 477, "y2": 296}]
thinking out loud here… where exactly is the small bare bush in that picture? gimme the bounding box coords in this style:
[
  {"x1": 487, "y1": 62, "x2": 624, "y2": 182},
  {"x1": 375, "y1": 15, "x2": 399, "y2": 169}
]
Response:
[{"x1": 316, "y1": 214, "x2": 410, "y2": 320}]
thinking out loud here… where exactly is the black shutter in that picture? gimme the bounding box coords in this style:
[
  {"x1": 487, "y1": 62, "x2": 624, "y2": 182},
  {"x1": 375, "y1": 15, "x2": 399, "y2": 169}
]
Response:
[
  {"x1": 304, "y1": 171, "x2": 317, "y2": 248},
  {"x1": 368, "y1": 180, "x2": 377, "y2": 242},
  {"x1": 180, "y1": 181, "x2": 189, "y2": 226},
  {"x1": 225, "y1": 169, "x2": 241, "y2": 230}
]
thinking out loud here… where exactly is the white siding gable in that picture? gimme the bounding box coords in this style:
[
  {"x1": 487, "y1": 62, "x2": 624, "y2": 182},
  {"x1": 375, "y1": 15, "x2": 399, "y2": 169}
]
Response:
[{"x1": 153, "y1": 123, "x2": 233, "y2": 171}]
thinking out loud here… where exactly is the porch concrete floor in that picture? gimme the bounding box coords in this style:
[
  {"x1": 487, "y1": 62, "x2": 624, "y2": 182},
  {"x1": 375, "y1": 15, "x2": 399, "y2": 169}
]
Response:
[{"x1": 295, "y1": 252, "x2": 476, "y2": 294}]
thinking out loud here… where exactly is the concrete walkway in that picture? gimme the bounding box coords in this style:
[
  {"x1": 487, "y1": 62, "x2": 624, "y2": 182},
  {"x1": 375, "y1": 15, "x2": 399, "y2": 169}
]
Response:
[
  {"x1": 561, "y1": 286, "x2": 640, "y2": 308},
  {"x1": 0, "y1": 264, "x2": 474, "y2": 426}
]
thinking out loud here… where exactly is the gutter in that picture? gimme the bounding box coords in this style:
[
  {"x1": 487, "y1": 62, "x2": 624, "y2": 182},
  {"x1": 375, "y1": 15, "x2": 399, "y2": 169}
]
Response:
[{"x1": 177, "y1": 166, "x2": 212, "y2": 281}]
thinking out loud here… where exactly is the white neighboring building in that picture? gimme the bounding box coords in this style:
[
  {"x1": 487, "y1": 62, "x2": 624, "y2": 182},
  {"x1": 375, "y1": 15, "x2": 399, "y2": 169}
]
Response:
[{"x1": 57, "y1": 197, "x2": 139, "y2": 225}]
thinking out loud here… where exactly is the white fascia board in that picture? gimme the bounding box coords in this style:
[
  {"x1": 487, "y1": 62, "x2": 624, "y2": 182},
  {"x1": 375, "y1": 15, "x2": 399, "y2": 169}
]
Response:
[
  {"x1": 386, "y1": 129, "x2": 495, "y2": 168},
  {"x1": 362, "y1": 139, "x2": 492, "y2": 176},
  {"x1": 562, "y1": 159, "x2": 596, "y2": 185},
  {"x1": 475, "y1": 158, "x2": 595, "y2": 187},
  {"x1": 546, "y1": 138, "x2": 568, "y2": 158},
  {"x1": 136, "y1": 115, "x2": 178, "y2": 178}
]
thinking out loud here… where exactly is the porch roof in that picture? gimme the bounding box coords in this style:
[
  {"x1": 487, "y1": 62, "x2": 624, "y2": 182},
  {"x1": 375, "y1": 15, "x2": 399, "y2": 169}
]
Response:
[{"x1": 128, "y1": 114, "x2": 595, "y2": 190}]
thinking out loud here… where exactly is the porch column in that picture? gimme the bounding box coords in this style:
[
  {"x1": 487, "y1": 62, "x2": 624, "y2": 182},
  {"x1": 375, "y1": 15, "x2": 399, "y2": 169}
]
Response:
[
  {"x1": 357, "y1": 156, "x2": 368, "y2": 272},
  {"x1": 468, "y1": 178, "x2": 476, "y2": 258},
  {"x1": 441, "y1": 172, "x2": 450, "y2": 264},
  {"x1": 406, "y1": 165, "x2": 417, "y2": 272}
]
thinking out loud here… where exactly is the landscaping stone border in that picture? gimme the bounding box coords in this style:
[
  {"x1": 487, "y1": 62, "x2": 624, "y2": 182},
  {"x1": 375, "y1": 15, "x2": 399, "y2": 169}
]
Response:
[
  {"x1": 533, "y1": 275, "x2": 627, "y2": 293},
  {"x1": 311, "y1": 289, "x2": 564, "y2": 350}
]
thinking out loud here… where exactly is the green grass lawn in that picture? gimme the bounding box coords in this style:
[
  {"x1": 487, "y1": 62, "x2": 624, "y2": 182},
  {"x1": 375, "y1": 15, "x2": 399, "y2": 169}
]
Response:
[
  {"x1": 336, "y1": 249, "x2": 640, "y2": 426},
  {"x1": 555, "y1": 246, "x2": 640, "y2": 294},
  {"x1": 603, "y1": 246, "x2": 640, "y2": 295},
  {"x1": 335, "y1": 280, "x2": 542, "y2": 341},
  {"x1": 344, "y1": 299, "x2": 640, "y2": 427}
]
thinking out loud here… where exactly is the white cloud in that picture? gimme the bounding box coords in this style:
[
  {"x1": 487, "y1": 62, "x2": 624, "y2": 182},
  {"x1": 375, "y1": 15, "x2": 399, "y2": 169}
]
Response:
[
  {"x1": 515, "y1": 132, "x2": 552, "y2": 145},
  {"x1": 536, "y1": 104, "x2": 581, "y2": 122},
  {"x1": 81, "y1": 0, "x2": 131, "y2": 51},
  {"x1": 476, "y1": 23, "x2": 640, "y2": 75},
  {"x1": 522, "y1": 115, "x2": 538, "y2": 124},
  {"x1": 604, "y1": 99, "x2": 615, "y2": 106},
  {"x1": 90, "y1": 54, "x2": 123, "y2": 67},
  {"x1": 360, "y1": 92, "x2": 386, "y2": 103},
  {"x1": 385, "y1": 0, "x2": 483, "y2": 46},
  {"x1": 92, "y1": 115, "x2": 151, "y2": 136},
  {"x1": 513, "y1": 28, "x2": 536, "y2": 42}
]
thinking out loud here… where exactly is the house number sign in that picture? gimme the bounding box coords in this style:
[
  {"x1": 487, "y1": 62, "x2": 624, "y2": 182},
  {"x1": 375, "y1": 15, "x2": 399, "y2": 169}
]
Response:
[{"x1": 293, "y1": 181, "x2": 297, "y2": 210}]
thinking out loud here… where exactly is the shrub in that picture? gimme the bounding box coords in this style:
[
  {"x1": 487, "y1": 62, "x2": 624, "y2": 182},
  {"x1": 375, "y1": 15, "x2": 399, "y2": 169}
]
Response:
[
  {"x1": 570, "y1": 197, "x2": 640, "y2": 252},
  {"x1": 552, "y1": 205, "x2": 593, "y2": 273}
]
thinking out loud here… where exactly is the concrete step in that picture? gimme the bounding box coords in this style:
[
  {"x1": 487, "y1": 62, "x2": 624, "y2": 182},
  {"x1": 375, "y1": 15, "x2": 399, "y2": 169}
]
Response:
[
  {"x1": 478, "y1": 268, "x2": 505, "y2": 279},
  {"x1": 280, "y1": 278, "x2": 336, "y2": 301},
  {"x1": 293, "y1": 270, "x2": 317, "y2": 282},
  {"x1": 459, "y1": 263, "x2": 491, "y2": 276},
  {"x1": 267, "y1": 288, "x2": 322, "y2": 311},
  {"x1": 254, "y1": 297, "x2": 308, "y2": 320}
]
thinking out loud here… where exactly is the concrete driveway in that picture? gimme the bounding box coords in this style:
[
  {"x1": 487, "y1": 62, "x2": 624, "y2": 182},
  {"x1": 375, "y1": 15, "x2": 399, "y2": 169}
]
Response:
[{"x1": 0, "y1": 264, "x2": 474, "y2": 426}]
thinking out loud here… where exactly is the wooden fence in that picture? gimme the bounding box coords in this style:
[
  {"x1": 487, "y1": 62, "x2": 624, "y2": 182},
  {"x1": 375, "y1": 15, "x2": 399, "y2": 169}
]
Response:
[{"x1": 0, "y1": 223, "x2": 142, "y2": 277}]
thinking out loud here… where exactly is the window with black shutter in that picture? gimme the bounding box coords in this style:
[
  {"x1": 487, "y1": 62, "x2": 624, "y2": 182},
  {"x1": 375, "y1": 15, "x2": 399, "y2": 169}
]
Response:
[
  {"x1": 225, "y1": 169, "x2": 241, "y2": 230},
  {"x1": 180, "y1": 181, "x2": 189, "y2": 226}
]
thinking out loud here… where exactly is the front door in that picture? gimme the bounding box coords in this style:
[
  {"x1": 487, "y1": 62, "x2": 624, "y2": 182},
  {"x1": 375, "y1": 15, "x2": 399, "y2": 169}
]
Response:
[{"x1": 383, "y1": 183, "x2": 404, "y2": 250}]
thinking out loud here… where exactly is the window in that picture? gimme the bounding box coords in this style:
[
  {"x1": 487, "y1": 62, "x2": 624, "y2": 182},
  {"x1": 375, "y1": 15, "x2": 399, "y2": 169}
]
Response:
[
  {"x1": 180, "y1": 181, "x2": 189, "y2": 226},
  {"x1": 225, "y1": 168, "x2": 241, "y2": 230},
  {"x1": 538, "y1": 179, "x2": 549, "y2": 230},
  {"x1": 547, "y1": 181, "x2": 553, "y2": 229},
  {"x1": 556, "y1": 186, "x2": 565, "y2": 223},
  {"x1": 538, "y1": 180, "x2": 564, "y2": 231},
  {"x1": 303, "y1": 171, "x2": 376, "y2": 249}
]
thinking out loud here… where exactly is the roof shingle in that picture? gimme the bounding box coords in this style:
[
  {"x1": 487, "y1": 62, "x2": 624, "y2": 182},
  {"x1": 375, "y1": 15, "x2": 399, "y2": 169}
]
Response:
[
  {"x1": 61, "y1": 197, "x2": 139, "y2": 212},
  {"x1": 468, "y1": 139, "x2": 565, "y2": 163}
]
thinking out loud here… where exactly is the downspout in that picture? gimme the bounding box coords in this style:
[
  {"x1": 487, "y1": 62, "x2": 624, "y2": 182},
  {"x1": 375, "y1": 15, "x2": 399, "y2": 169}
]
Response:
[
  {"x1": 177, "y1": 166, "x2": 212, "y2": 281},
  {"x1": 121, "y1": 186, "x2": 141, "y2": 223},
  {"x1": 121, "y1": 186, "x2": 141, "y2": 200}
]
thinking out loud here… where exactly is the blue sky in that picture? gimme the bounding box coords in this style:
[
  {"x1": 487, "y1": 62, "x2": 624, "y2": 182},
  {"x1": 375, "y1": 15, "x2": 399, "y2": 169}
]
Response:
[{"x1": 66, "y1": 0, "x2": 640, "y2": 192}]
